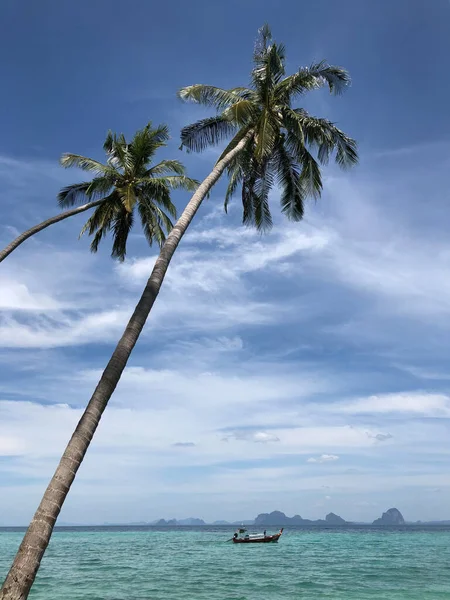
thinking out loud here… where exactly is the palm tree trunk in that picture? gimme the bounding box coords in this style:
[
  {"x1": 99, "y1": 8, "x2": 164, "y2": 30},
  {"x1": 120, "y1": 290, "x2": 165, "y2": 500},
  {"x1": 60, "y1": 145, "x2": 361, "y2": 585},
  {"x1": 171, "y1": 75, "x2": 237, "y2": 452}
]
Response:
[
  {"x1": 0, "y1": 200, "x2": 105, "y2": 264},
  {"x1": 0, "y1": 132, "x2": 252, "y2": 600}
]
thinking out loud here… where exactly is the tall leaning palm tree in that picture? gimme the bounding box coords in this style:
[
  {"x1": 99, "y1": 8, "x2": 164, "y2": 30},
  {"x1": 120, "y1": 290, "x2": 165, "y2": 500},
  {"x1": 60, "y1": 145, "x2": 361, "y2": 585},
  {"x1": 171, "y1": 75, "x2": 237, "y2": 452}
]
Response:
[
  {"x1": 0, "y1": 122, "x2": 197, "y2": 263},
  {"x1": 0, "y1": 25, "x2": 357, "y2": 600}
]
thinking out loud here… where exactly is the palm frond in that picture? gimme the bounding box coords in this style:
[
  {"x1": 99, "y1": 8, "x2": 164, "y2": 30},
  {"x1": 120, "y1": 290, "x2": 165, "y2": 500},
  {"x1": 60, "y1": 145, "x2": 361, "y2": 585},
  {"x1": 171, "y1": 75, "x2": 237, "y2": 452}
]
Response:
[
  {"x1": 299, "y1": 110, "x2": 358, "y2": 168},
  {"x1": 57, "y1": 182, "x2": 91, "y2": 208},
  {"x1": 224, "y1": 164, "x2": 243, "y2": 213},
  {"x1": 103, "y1": 130, "x2": 114, "y2": 154},
  {"x1": 57, "y1": 177, "x2": 115, "y2": 207},
  {"x1": 59, "y1": 154, "x2": 115, "y2": 176},
  {"x1": 252, "y1": 161, "x2": 274, "y2": 232},
  {"x1": 286, "y1": 108, "x2": 358, "y2": 168},
  {"x1": 111, "y1": 208, "x2": 134, "y2": 261},
  {"x1": 223, "y1": 140, "x2": 254, "y2": 215},
  {"x1": 298, "y1": 147, "x2": 323, "y2": 199},
  {"x1": 253, "y1": 40, "x2": 286, "y2": 88},
  {"x1": 137, "y1": 179, "x2": 177, "y2": 219},
  {"x1": 273, "y1": 142, "x2": 305, "y2": 221},
  {"x1": 147, "y1": 160, "x2": 186, "y2": 177},
  {"x1": 177, "y1": 85, "x2": 242, "y2": 111},
  {"x1": 254, "y1": 109, "x2": 280, "y2": 161},
  {"x1": 137, "y1": 199, "x2": 173, "y2": 249},
  {"x1": 275, "y1": 61, "x2": 351, "y2": 103},
  {"x1": 279, "y1": 113, "x2": 324, "y2": 199},
  {"x1": 241, "y1": 175, "x2": 256, "y2": 227},
  {"x1": 138, "y1": 203, "x2": 160, "y2": 248},
  {"x1": 221, "y1": 100, "x2": 260, "y2": 126},
  {"x1": 252, "y1": 24, "x2": 286, "y2": 101},
  {"x1": 239, "y1": 145, "x2": 259, "y2": 227},
  {"x1": 281, "y1": 107, "x2": 306, "y2": 157},
  {"x1": 228, "y1": 87, "x2": 257, "y2": 101},
  {"x1": 89, "y1": 229, "x2": 106, "y2": 254},
  {"x1": 335, "y1": 133, "x2": 358, "y2": 168},
  {"x1": 79, "y1": 193, "x2": 120, "y2": 237},
  {"x1": 254, "y1": 24, "x2": 273, "y2": 58},
  {"x1": 117, "y1": 185, "x2": 136, "y2": 213},
  {"x1": 180, "y1": 116, "x2": 237, "y2": 153},
  {"x1": 104, "y1": 132, "x2": 133, "y2": 172},
  {"x1": 129, "y1": 123, "x2": 170, "y2": 172},
  {"x1": 159, "y1": 175, "x2": 199, "y2": 192},
  {"x1": 152, "y1": 204, "x2": 174, "y2": 237}
]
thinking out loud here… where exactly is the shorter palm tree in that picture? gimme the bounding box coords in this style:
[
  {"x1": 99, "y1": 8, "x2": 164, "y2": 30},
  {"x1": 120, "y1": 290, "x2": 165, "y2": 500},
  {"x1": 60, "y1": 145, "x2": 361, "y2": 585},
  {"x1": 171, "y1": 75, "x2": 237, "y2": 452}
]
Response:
[{"x1": 0, "y1": 123, "x2": 198, "y2": 263}]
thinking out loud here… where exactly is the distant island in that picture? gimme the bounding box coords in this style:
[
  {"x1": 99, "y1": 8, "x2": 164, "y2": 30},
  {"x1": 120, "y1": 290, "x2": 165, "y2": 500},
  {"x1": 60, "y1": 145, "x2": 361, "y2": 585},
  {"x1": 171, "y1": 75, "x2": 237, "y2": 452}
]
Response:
[
  {"x1": 372, "y1": 508, "x2": 404, "y2": 526},
  {"x1": 48, "y1": 508, "x2": 450, "y2": 528},
  {"x1": 152, "y1": 518, "x2": 206, "y2": 526},
  {"x1": 121, "y1": 508, "x2": 410, "y2": 527},
  {"x1": 254, "y1": 510, "x2": 347, "y2": 527}
]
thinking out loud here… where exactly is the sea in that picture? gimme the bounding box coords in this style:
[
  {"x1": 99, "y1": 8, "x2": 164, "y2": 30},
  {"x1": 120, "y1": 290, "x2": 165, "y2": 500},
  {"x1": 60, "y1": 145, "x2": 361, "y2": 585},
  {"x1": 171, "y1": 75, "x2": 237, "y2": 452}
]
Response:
[{"x1": 1, "y1": 526, "x2": 450, "y2": 599}]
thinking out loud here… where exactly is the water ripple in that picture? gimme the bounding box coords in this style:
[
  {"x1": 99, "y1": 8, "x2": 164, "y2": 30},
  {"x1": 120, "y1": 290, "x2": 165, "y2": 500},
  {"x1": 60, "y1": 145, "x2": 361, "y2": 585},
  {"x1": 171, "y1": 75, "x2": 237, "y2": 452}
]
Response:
[{"x1": 1, "y1": 528, "x2": 450, "y2": 599}]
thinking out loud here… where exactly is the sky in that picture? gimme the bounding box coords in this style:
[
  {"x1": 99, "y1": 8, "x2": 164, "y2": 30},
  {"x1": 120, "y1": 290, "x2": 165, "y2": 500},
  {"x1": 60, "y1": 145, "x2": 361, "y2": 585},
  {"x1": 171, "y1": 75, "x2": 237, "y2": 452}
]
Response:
[{"x1": 0, "y1": 0, "x2": 450, "y2": 525}]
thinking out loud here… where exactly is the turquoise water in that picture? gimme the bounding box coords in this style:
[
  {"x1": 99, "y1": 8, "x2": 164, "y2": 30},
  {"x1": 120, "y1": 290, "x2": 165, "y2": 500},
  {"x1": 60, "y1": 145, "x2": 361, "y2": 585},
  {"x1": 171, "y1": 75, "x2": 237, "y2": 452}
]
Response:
[{"x1": 1, "y1": 527, "x2": 450, "y2": 599}]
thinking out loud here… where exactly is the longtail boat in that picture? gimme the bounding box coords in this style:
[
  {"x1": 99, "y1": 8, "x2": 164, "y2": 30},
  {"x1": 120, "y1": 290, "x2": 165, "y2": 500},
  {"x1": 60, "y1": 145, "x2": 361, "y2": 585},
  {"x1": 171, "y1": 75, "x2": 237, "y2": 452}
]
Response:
[{"x1": 231, "y1": 528, "x2": 283, "y2": 543}]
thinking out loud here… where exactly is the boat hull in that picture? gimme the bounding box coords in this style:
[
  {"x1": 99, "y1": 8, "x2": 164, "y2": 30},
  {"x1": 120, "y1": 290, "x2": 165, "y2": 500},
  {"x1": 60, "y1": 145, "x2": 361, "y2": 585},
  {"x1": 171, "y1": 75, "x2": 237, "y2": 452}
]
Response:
[{"x1": 232, "y1": 530, "x2": 283, "y2": 544}]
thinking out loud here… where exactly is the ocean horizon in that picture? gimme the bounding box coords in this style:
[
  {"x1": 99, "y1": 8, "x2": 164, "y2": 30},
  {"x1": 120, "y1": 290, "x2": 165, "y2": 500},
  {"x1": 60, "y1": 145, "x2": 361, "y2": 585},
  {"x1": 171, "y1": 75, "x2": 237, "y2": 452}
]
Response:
[{"x1": 3, "y1": 523, "x2": 450, "y2": 532}]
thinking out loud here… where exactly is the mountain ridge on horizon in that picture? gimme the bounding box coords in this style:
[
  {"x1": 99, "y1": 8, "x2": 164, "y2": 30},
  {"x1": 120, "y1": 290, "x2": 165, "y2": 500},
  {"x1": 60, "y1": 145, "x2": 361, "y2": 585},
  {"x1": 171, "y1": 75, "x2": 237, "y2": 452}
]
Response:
[{"x1": 29, "y1": 508, "x2": 450, "y2": 528}]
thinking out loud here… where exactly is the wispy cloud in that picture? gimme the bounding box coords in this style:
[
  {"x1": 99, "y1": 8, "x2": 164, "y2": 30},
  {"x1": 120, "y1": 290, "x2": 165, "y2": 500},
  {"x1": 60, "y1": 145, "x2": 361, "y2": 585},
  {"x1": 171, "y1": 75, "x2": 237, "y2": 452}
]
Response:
[
  {"x1": 307, "y1": 454, "x2": 340, "y2": 464},
  {"x1": 339, "y1": 393, "x2": 450, "y2": 418},
  {"x1": 222, "y1": 431, "x2": 281, "y2": 444}
]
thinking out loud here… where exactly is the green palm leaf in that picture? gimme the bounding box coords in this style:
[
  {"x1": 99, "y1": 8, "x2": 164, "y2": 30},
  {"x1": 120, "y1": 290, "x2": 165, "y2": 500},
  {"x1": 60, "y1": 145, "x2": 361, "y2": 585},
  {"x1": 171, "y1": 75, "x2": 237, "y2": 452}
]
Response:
[
  {"x1": 298, "y1": 147, "x2": 322, "y2": 199},
  {"x1": 221, "y1": 100, "x2": 260, "y2": 126},
  {"x1": 57, "y1": 182, "x2": 92, "y2": 208},
  {"x1": 79, "y1": 192, "x2": 121, "y2": 238},
  {"x1": 147, "y1": 160, "x2": 186, "y2": 177},
  {"x1": 273, "y1": 142, "x2": 304, "y2": 221},
  {"x1": 129, "y1": 123, "x2": 170, "y2": 172},
  {"x1": 59, "y1": 154, "x2": 116, "y2": 176},
  {"x1": 59, "y1": 122, "x2": 195, "y2": 259},
  {"x1": 177, "y1": 85, "x2": 242, "y2": 111},
  {"x1": 111, "y1": 208, "x2": 134, "y2": 261},
  {"x1": 224, "y1": 164, "x2": 243, "y2": 213},
  {"x1": 275, "y1": 61, "x2": 351, "y2": 103},
  {"x1": 252, "y1": 161, "x2": 274, "y2": 232},
  {"x1": 180, "y1": 116, "x2": 237, "y2": 153}
]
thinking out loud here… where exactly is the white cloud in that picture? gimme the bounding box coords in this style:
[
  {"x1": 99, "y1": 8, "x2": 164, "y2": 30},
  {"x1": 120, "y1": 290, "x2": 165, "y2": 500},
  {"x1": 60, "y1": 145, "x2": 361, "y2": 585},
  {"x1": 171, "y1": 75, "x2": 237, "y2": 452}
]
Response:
[
  {"x1": 223, "y1": 431, "x2": 281, "y2": 443},
  {"x1": 339, "y1": 393, "x2": 450, "y2": 418},
  {"x1": 307, "y1": 454, "x2": 340, "y2": 463},
  {"x1": 118, "y1": 225, "x2": 330, "y2": 295},
  {"x1": 0, "y1": 279, "x2": 61, "y2": 311},
  {"x1": 0, "y1": 308, "x2": 132, "y2": 349}
]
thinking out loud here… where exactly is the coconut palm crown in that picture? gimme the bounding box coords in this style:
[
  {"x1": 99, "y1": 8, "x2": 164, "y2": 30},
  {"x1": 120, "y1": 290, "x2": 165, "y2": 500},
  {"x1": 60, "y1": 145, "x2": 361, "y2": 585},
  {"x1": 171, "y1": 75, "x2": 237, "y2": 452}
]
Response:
[
  {"x1": 178, "y1": 25, "x2": 358, "y2": 231},
  {"x1": 59, "y1": 122, "x2": 198, "y2": 260}
]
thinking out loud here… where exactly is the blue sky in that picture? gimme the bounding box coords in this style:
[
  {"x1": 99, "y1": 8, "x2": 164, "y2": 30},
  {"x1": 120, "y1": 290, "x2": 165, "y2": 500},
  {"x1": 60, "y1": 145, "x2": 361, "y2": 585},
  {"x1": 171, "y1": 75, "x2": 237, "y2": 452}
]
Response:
[{"x1": 1, "y1": 0, "x2": 450, "y2": 525}]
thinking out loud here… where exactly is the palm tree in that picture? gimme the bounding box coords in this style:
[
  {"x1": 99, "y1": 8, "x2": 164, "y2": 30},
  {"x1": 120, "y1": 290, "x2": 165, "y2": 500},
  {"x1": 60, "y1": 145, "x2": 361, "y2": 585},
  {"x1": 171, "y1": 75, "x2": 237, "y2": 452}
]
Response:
[
  {"x1": 0, "y1": 25, "x2": 357, "y2": 600},
  {"x1": 0, "y1": 122, "x2": 197, "y2": 263},
  {"x1": 178, "y1": 24, "x2": 357, "y2": 230}
]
